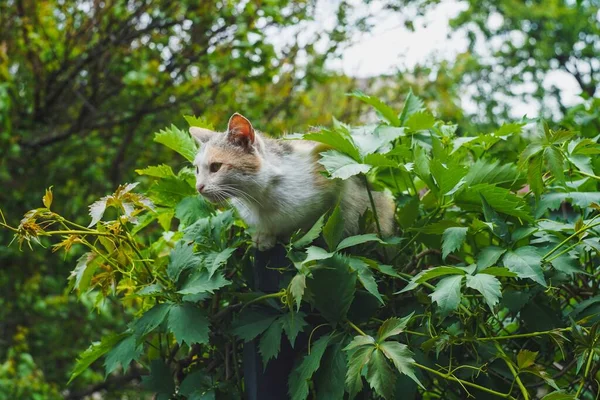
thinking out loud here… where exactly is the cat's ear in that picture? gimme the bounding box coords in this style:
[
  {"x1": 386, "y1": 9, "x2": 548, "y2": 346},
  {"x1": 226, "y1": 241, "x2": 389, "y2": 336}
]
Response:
[
  {"x1": 227, "y1": 113, "x2": 255, "y2": 148},
  {"x1": 189, "y1": 127, "x2": 216, "y2": 144}
]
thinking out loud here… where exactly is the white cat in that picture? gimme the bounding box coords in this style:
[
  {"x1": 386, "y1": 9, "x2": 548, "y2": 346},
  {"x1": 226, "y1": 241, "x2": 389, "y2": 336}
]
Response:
[{"x1": 191, "y1": 113, "x2": 395, "y2": 250}]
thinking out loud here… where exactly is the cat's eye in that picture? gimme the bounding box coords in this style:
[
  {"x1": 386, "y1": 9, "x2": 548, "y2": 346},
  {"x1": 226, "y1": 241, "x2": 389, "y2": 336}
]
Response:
[
  {"x1": 209, "y1": 162, "x2": 222, "y2": 173},
  {"x1": 195, "y1": 165, "x2": 199, "y2": 174}
]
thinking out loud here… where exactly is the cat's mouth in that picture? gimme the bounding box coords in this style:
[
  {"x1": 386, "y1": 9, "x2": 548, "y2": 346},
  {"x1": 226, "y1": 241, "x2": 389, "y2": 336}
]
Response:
[{"x1": 200, "y1": 190, "x2": 231, "y2": 203}]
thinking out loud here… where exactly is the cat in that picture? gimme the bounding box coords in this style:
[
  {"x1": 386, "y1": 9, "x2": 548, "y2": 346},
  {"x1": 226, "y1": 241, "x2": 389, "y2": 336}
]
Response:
[{"x1": 190, "y1": 113, "x2": 395, "y2": 250}]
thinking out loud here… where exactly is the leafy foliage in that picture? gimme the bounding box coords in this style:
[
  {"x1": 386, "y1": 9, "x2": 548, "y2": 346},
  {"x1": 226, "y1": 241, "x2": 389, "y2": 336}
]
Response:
[{"x1": 2, "y1": 90, "x2": 600, "y2": 400}]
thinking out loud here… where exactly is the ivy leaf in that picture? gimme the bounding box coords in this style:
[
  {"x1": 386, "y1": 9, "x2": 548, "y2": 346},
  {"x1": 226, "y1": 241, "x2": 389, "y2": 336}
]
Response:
[
  {"x1": 167, "y1": 241, "x2": 201, "y2": 281},
  {"x1": 293, "y1": 214, "x2": 325, "y2": 248},
  {"x1": 337, "y1": 234, "x2": 383, "y2": 251},
  {"x1": 379, "y1": 341, "x2": 422, "y2": 387},
  {"x1": 184, "y1": 115, "x2": 214, "y2": 129},
  {"x1": 167, "y1": 303, "x2": 210, "y2": 346},
  {"x1": 319, "y1": 150, "x2": 371, "y2": 180},
  {"x1": 178, "y1": 270, "x2": 231, "y2": 295},
  {"x1": 308, "y1": 256, "x2": 357, "y2": 324},
  {"x1": 148, "y1": 177, "x2": 197, "y2": 208},
  {"x1": 544, "y1": 147, "x2": 565, "y2": 185},
  {"x1": 70, "y1": 252, "x2": 100, "y2": 293},
  {"x1": 398, "y1": 266, "x2": 465, "y2": 294},
  {"x1": 304, "y1": 129, "x2": 360, "y2": 161},
  {"x1": 503, "y1": 247, "x2": 546, "y2": 286},
  {"x1": 135, "y1": 164, "x2": 176, "y2": 179},
  {"x1": 231, "y1": 309, "x2": 279, "y2": 342},
  {"x1": 141, "y1": 359, "x2": 175, "y2": 397},
  {"x1": 476, "y1": 246, "x2": 507, "y2": 271},
  {"x1": 441, "y1": 227, "x2": 468, "y2": 259},
  {"x1": 405, "y1": 111, "x2": 435, "y2": 131},
  {"x1": 377, "y1": 313, "x2": 413, "y2": 342},
  {"x1": 304, "y1": 246, "x2": 335, "y2": 264},
  {"x1": 314, "y1": 343, "x2": 347, "y2": 400},
  {"x1": 288, "y1": 334, "x2": 332, "y2": 400},
  {"x1": 154, "y1": 124, "x2": 197, "y2": 162},
  {"x1": 132, "y1": 304, "x2": 171, "y2": 337},
  {"x1": 350, "y1": 90, "x2": 401, "y2": 126},
  {"x1": 457, "y1": 184, "x2": 532, "y2": 221},
  {"x1": 541, "y1": 391, "x2": 576, "y2": 400},
  {"x1": 345, "y1": 344, "x2": 375, "y2": 398},
  {"x1": 259, "y1": 320, "x2": 283, "y2": 367},
  {"x1": 280, "y1": 311, "x2": 307, "y2": 347},
  {"x1": 348, "y1": 257, "x2": 384, "y2": 305},
  {"x1": 104, "y1": 335, "x2": 143, "y2": 376},
  {"x1": 480, "y1": 194, "x2": 510, "y2": 242},
  {"x1": 527, "y1": 156, "x2": 544, "y2": 198},
  {"x1": 289, "y1": 274, "x2": 307, "y2": 311},
  {"x1": 323, "y1": 203, "x2": 344, "y2": 251},
  {"x1": 430, "y1": 275, "x2": 464, "y2": 316},
  {"x1": 398, "y1": 89, "x2": 425, "y2": 125},
  {"x1": 550, "y1": 254, "x2": 584, "y2": 276},
  {"x1": 68, "y1": 333, "x2": 128, "y2": 384},
  {"x1": 175, "y1": 196, "x2": 212, "y2": 226},
  {"x1": 465, "y1": 274, "x2": 502, "y2": 310},
  {"x1": 366, "y1": 349, "x2": 396, "y2": 399},
  {"x1": 204, "y1": 247, "x2": 236, "y2": 278},
  {"x1": 517, "y1": 349, "x2": 538, "y2": 369}
]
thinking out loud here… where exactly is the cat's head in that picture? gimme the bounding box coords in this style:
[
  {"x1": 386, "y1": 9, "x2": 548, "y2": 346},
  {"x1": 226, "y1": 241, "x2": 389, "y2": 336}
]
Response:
[{"x1": 190, "y1": 113, "x2": 264, "y2": 203}]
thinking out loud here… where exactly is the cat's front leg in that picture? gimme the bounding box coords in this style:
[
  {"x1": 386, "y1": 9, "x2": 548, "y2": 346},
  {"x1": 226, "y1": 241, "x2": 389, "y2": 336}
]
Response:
[{"x1": 252, "y1": 231, "x2": 276, "y2": 251}]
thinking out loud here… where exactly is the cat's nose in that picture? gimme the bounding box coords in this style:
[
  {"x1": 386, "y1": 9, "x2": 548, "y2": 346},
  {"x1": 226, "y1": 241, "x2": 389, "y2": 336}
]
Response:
[{"x1": 197, "y1": 184, "x2": 205, "y2": 193}]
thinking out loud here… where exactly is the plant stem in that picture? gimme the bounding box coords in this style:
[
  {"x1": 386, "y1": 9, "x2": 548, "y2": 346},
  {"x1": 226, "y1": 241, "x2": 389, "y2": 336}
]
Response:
[
  {"x1": 494, "y1": 343, "x2": 529, "y2": 400},
  {"x1": 413, "y1": 362, "x2": 516, "y2": 399},
  {"x1": 240, "y1": 291, "x2": 285, "y2": 311},
  {"x1": 476, "y1": 327, "x2": 571, "y2": 342},
  {"x1": 44, "y1": 229, "x2": 116, "y2": 237},
  {"x1": 347, "y1": 320, "x2": 368, "y2": 337},
  {"x1": 541, "y1": 220, "x2": 600, "y2": 261}
]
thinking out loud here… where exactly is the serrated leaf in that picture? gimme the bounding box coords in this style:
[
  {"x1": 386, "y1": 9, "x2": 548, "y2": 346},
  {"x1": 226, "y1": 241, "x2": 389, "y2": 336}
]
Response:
[
  {"x1": 398, "y1": 266, "x2": 465, "y2": 294},
  {"x1": 379, "y1": 341, "x2": 422, "y2": 388},
  {"x1": 377, "y1": 313, "x2": 413, "y2": 342},
  {"x1": 167, "y1": 303, "x2": 210, "y2": 346},
  {"x1": 465, "y1": 159, "x2": 521, "y2": 187},
  {"x1": 104, "y1": 334, "x2": 143, "y2": 376},
  {"x1": 430, "y1": 275, "x2": 464, "y2": 316},
  {"x1": 288, "y1": 334, "x2": 332, "y2": 400},
  {"x1": 527, "y1": 155, "x2": 544, "y2": 198},
  {"x1": 293, "y1": 214, "x2": 325, "y2": 248},
  {"x1": 348, "y1": 257, "x2": 384, "y2": 305},
  {"x1": 135, "y1": 164, "x2": 176, "y2": 179},
  {"x1": 456, "y1": 184, "x2": 532, "y2": 221},
  {"x1": 148, "y1": 177, "x2": 196, "y2": 208},
  {"x1": 350, "y1": 90, "x2": 401, "y2": 126},
  {"x1": 366, "y1": 349, "x2": 396, "y2": 399},
  {"x1": 315, "y1": 343, "x2": 347, "y2": 400},
  {"x1": 281, "y1": 311, "x2": 307, "y2": 347},
  {"x1": 70, "y1": 252, "x2": 100, "y2": 293},
  {"x1": 184, "y1": 115, "x2": 214, "y2": 129},
  {"x1": 550, "y1": 253, "x2": 584, "y2": 276},
  {"x1": 141, "y1": 359, "x2": 175, "y2": 396},
  {"x1": 319, "y1": 150, "x2": 371, "y2": 180},
  {"x1": 175, "y1": 196, "x2": 212, "y2": 226},
  {"x1": 476, "y1": 246, "x2": 507, "y2": 271},
  {"x1": 479, "y1": 267, "x2": 518, "y2": 277},
  {"x1": 441, "y1": 227, "x2": 468, "y2": 259},
  {"x1": 323, "y1": 203, "x2": 344, "y2": 251},
  {"x1": 535, "y1": 192, "x2": 600, "y2": 218},
  {"x1": 516, "y1": 349, "x2": 538, "y2": 369},
  {"x1": 68, "y1": 333, "x2": 128, "y2": 384},
  {"x1": 308, "y1": 256, "x2": 356, "y2": 324},
  {"x1": 466, "y1": 274, "x2": 502, "y2": 310},
  {"x1": 259, "y1": 320, "x2": 283, "y2": 367},
  {"x1": 502, "y1": 247, "x2": 546, "y2": 286},
  {"x1": 178, "y1": 270, "x2": 231, "y2": 295},
  {"x1": 405, "y1": 111, "x2": 435, "y2": 131},
  {"x1": 154, "y1": 124, "x2": 197, "y2": 162},
  {"x1": 303, "y1": 246, "x2": 334, "y2": 264},
  {"x1": 231, "y1": 309, "x2": 279, "y2": 342},
  {"x1": 345, "y1": 344, "x2": 374, "y2": 398},
  {"x1": 167, "y1": 241, "x2": 201, "y2": 281},
  {"x1": 204, "y1": 247, "x2": 235, "y2": 278},
  {"x1": 480, "y1": 193, "x2": 510, "y2": 242},
  {"x1": 132, "y1": 303, "x2": 171, "y2": 337},
  {"x1": 398, "y1": 89, "x2": 424, "y2": 125},
  {"x1": 544, "y1": 146, "x2": 565, "y2": 184},
  {"x1": 541, "y1": 392, "x2": 576, "y2": 400},
  {"x1": 289, "y1": 274, "x2": 307, "y2": 311},
  {"x1": 337, "y1": 234, "x2": 383, "y2": 251},
  {"x1": 88, "y1": 197, "x2": 108, "y2": 227},
  {"x1": 304, "y1": 129, "x2": 360, "y2": 161}
]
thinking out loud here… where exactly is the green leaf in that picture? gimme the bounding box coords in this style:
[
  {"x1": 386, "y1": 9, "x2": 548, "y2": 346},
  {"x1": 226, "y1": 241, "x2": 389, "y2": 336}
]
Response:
[
  {"x1": 70, "y1": 252, "x2": 100, "y2": 293},
  {"x1": 405, "y1": 111, "x2": 435, "y2": 131},
  {"x1": 379, "y1": 341, "x2": 422, "y2": 388},
  {"x1": 517, "y1": 349, "x2": 538, "y2": 369},
  {"x1": 377, "y1": 313, "x2": 413, "y2": 342},
  {"x1": 411, "y1": 220, "x2": 462, "y2": 234},
  {"x1": 231, "y1": 309, "x2": 279, "y2": 342},
  {"x1": 293, "y1": 214, "x2": 325, "y2": 248},
  {"x1": 398, "y1": 89, "x2": 425, "y2": 125},
  {"x1": 337, "y1": 234, "x2": 383, "y2": 251},
  {"x1": 141, "y1": 359, "x2": 175, "y2": 396},
  {"x1": 323, "y1": 203, "x2": 344, "y2": 251},
  {"x1": 348, "y1": 257, "x2": 384, "y2": 305},
  {"x1": 135, "y1": 164, "x2": 176, "y2": 179},
  {"x1": 479, "y1": 267, "x2": 518, "y2": 277},
  {"x1": 550, "y1": 254, "x2": 584, "y2": 276},
  {"x1": 154, "y1": 124, "x2": 197, "y2": 162},
  {"x1": 175, "y1": 196, "x2": 212, "y2": 226},
  {"x1": 148, "y1": 177, "x2": 197, "y2": 207},
  {"x1": 68, "y1": 333, "x2": 128, "y2": 384},
  {"x1": 315, "y1": 343, "x2": 347, "y2": 400},
  {"x1": 527, "y1": 155, "x2": 544, "y2": 198},
  {"x1": 303, "y1": 246, "x2": 335, "y2": 264},
  {"x1": 456, "y1": 184, "x2": 532, "y2": 221},
  {"x1": 167, "y1": 303, "x2": 210, "y2": 346},
  {"x1": 204, "y1": 247, "x2": 236, "y2": 278},
  {"x1": 413, "y1": 146, "x2": 434, "y2": 190},
  {"x1": 104, "y1": 335, "x2": 143, "y2": 376},
  {"x1": 399, "y1": 266, "x2": 465, "y2": 294},
  {"x1": 345, "y1": 344, "x2": 375, "y2": 398},
  {"x1": 366, "y1": 349, "x2": 396, "y2": 399},
  {"x1": 132, "y1": 303, "x2": 171, "y2": 337},
  {"x1": 480, "y1": 193, "x2": 510, "y2": 242},
  {"x1": 304, "y1": 129, "x2": 360, "y2": 161},
  {"x1": 502, "y1": 247, "x2": 546, "y2": 286},
  {"x1": 308, "y1": 256, "x2": 356, "y2": 324},
  {"x1": 465, "y1": 159, "x2": 521, "y2": 187},
  {"x1": 441, "y1": 227, "x2": 468, "y2": 259},
  {"x1": 319, "y1": 150, "x2": 371, "y2": 180},
  {"x1": 544, "y1": 146, "x2": 565, "y2": 184},
  {"x1": 88, "y1": 197, "x2": 108, "y2": 227},
  {"x1": 259, "y1": 320, "x2": 283, "y2": 367},
  {"x1": 465, "y1": 274, "x2": 502, "y2": 310},
  {"x1": 349, "y1": 90, "x2": 401, "y2": 126},
  {"x1": 184, "y1": 115, "x2": 214, "y2": 129},
  {"x1": 541, "y1": 392, "x2": 576, "y2": 400},
  {"x1": 288, "y1": 334, "x2": 332, "y2": 400},
  {"x1": 430, "y1": 275, "x2": 464, "y2": 315},
  {"x1": 476, "y1": 246, "x2": 507, "y2": 271},
  {"x1": 167, "y1": 241, "x2": 201, "y2": 281},
  {"x1": 289, "y1": 274, "x2": 307, "y2": 311},
  {"x1": 280, "y1": 311, "x2": 307, "y2": 347},
  {"x1": 535, "y1": 192, "x2": 600, "y2": 218},
  {"x1": 178, "y1": 270, "x2": 231, "y2": 295}
]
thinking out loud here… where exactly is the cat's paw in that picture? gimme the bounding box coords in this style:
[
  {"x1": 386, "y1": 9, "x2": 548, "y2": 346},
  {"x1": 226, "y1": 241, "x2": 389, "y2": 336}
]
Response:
[{"x1": 252, "y1": 232, "x2": 276, "y2": 251}]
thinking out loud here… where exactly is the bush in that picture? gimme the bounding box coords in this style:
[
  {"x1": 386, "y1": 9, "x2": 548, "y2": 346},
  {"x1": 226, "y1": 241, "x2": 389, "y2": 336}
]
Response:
[{"x1": 2, "y1": 92, "x2": 599, "y2": 399}]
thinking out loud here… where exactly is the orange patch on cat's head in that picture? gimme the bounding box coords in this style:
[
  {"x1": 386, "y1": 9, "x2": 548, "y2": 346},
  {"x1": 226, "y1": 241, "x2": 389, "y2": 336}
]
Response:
[{"x1": 204, "y1": 144, "x2": 261, "y2": 173}]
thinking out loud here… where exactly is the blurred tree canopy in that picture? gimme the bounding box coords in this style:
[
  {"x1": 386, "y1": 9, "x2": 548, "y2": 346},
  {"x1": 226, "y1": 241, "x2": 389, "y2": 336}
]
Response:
[{"x1": 0, "y1": 0, "x2": 598, "y2": 398}]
